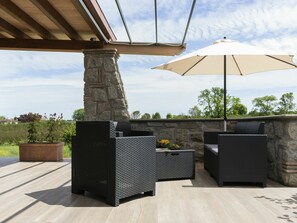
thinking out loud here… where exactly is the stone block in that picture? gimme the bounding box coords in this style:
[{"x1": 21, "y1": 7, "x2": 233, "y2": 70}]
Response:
[
  {"x1": 179, "y1": 122, "x2": 199, "y2": 129},
  {"x1": 148, "y1": 122, "x2": 164, "y2": 127},
  {"x1": 164, "y1": 123, "x2": 179, "y2": 127},
  {"x1": 84, "y1": 55, "x2": 103, "y2": 68},
  {"x1": 84, "y1": 101, "x2": 97, "y2": 121},
  {"x1": 265, "y1": 122, "x2": 274, "y2": 138},
  {"x1": 111, "y1": 99, "x2": 126, "y2": 109},
  {"x1": 84, "y1": 84, "x2": 90, "y2": 97},
  {"x1": 288, "y1": 121, "x2": 297, "y2": 140},
  {"x1": 103, "y1": 57, "x2": 116, "y2": 72},
  {"x1": 98, "y1": 111, "x2": 111, "y2": 120},
  {"x1": 202, "y1": 122, "x2": 221, "y2": 131},
  {"x1": 283, "y1": 143, "x2": 297, "y2": 162},
  {"x1": 97, "y1": 102, "x2": 111, "y2": 114},
  {"x1": 159, "y1": 128, "x2": 175, "y2": 140},
  {"x1": 274, "y1": 121, "x2": 284, "y2": 137},
  {"x1": 114, "y1": 110, "x2": 130, "y2": 120},
  {"x1": 107, "y1": 86, "x2": 118, "y2": 99},
  {"x1": 175, "y1": 129, "x2": 190, "y2": 142},
  {"x1": 281, "y1": 173, "x2": 297, "y2": 187},
  {"x1": 84, "y1": 68, "x2": 98, "y2": 83},
  {"x1": 104, "y1": 72, "x2": 120, "y2": 86},
  {"x1": 91, "y1": 88, "x2": 108, "y2": 102},
  {"x1": 267, "y1": 141, "x2": 276, "y2": 162},
  {"x1": 189, "y1": 132, "x2": 204, "y2": 142}
]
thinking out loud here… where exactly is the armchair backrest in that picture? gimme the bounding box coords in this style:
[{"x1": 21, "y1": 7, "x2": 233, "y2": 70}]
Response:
[
  {"x1": 115, "y1": 121, "x2": 131, "y2": 136},
  {"x1": 76, "y1": 121, "x2": 116, "y2": 140},
  {"x1": 235, "y1": 122, "x2": 265, "y2": 134}
]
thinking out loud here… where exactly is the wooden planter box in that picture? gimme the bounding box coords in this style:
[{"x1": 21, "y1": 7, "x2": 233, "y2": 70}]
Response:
[
  {"x1": 156, "y1": 149, "x2": 196, "y2": 180},
  {"x1": 19, "y1": 142, "x2": 64, "y2": 162}
]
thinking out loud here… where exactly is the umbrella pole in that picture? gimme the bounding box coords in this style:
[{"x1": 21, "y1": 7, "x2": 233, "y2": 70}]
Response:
[{"x1": 224, "y1": 55, "x2": 227, "y2": 131}]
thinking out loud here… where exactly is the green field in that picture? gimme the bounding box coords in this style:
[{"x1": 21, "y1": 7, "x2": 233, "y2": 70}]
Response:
[{"x1": 0, "y1": 144, "x2": 71, "y2": 158}]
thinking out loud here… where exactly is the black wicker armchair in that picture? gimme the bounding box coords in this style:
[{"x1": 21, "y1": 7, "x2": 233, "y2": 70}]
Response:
[
  {"x1": 72, "y1": 121, "x2": 156, "y2": 206},
  {"x1": 204, "y1": 122, "x2": 267, "y2": 187}
]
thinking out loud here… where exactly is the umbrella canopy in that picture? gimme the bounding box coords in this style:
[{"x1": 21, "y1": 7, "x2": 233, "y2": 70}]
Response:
[{"x1": 153, "y1": 38, "x2": 297, "y2": 130}]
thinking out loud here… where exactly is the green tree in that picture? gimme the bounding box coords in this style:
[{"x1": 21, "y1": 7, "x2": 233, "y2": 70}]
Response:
[
  {"x1": 277, "y1": 92, "x2": 296, "y2": 114},
  {"x1": 197, "y1": 87, "x2": 247, "y2": 118},
  {"x1": 72, "y1": 108, "x2": 84, "y2": 121},
  {"x1": 228, "y1": 97, "x2": 247, "y2": 116},
  {"x1": 166, "y1": 113, "x2": 173, "y2": 119},
  {"x1": 0, "y1": 116, "x2": 6, "y2": 121},
  {"x1": 198, "y1": 87, "x2": 224, "y2": 118},
  {"x1": 131, "y1": 111, "x2": 141, "y2": 119},
  {"x1": 152, "y1": 112, "x2": 161, "y2": 119},
  {"x1": 251, "y1": 95, "x2": 278, "y2": 116},
  {"x1": 188, "y1": 105, "x2": 202, "y2": 118},
  {"x1": 141, "y1": 113, "x2": 151, "y2": 119}
]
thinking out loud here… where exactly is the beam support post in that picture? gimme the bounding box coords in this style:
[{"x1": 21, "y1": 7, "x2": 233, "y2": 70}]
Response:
[{"x1": 83, "y1": 49, "x2": 129, "y2": 121}]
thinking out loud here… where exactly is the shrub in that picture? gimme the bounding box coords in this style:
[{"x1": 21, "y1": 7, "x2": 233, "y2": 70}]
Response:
[
  {"x1": 63, "y1": 122, "x2": 76, "y2": 150},
  {"x1": 27, "y1": 121, "x2": 38, "y2": 143},
  {"x1": 44, "y1": 113, "x2": 63, "y2": 143},
  {"x1": 17, "y1": 112, "x2": 42, "y2": 122}
]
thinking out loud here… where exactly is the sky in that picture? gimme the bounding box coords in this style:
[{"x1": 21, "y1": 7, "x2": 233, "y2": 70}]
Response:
[{"x1": 1, "y1": 0, "x2": 297, "y2": 119}]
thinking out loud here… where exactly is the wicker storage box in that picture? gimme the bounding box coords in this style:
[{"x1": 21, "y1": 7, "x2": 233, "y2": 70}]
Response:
[{"x1": 156, "y1": 149, "x2": 195, "y2": 180}]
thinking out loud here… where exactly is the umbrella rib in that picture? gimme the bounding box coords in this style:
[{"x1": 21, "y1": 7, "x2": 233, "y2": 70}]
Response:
[
  {"x1": 266, "y1": 55, "x2": 297, "y2": 68},
  {"x1": 182, "y1": 56, "x2": 207, "y2": 76},
  {"x1": 232, "y1": 55, "x2": 243, "y2": 76}
]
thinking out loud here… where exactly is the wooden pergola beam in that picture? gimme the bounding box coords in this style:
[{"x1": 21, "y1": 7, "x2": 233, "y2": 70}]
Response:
[
  {"x1": 0, "y1": 18, "x2": 31, "y2": 39},
  {"x1": 0, "y1": 38, "x2": 185, "y2": 55},
  {"x1": 0, "y1": 33, "x2": 6, "y2": 38},
  {"x1": 0, "y1": 38, "x2": 103, "y2": 52},
  {"x1": 30, "y1": 0, "x2": 82, "y2": 41},
  {"x1": 71, "y1": 0, "x2": 108, "y2": 42},
  {"x1": 0, "y1": 0, "x2": 56, "y2": 40},
  {"x1": 103, "y1": 43, "x2": 186, "y2": 56},
  {"x1": 83, "y1": 0, "x2": 116, "y2": 41}
]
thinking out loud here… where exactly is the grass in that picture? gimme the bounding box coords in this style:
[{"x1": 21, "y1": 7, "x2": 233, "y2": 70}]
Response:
[{"x1": 0, "y1": 144, "x2": 71, "y2": 158}]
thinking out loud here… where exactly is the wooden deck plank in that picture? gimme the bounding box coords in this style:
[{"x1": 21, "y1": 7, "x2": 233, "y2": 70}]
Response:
[{"x1": 0, "y1": 158, "x2": 294, "y2": 223}]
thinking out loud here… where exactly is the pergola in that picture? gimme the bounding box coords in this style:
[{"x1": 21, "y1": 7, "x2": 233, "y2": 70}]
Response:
[
  {"x1": 0, "y1": 0, "x2": 196, "y2": 120},
  {"x1": 0, "y1": 0, "x2": 196, "y2": 55}
]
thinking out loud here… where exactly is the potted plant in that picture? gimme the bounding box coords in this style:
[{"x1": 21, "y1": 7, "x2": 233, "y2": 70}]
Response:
[
  {"x1": 156, "y1": 139, "x2": 181, "y2": 150},
  {"x1": 19, "y1": 113, "x2": 64, "y2": 162}
]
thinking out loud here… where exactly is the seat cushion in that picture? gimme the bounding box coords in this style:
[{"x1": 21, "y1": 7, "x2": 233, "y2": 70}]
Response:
[{"x1": 204, "y1": 144, "x2": 218, "y2": 155}]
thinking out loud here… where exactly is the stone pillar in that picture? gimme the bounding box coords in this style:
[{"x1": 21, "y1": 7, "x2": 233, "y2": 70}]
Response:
[{"x1": 83, "y1": 49, "x2": 129, "y2": 121}]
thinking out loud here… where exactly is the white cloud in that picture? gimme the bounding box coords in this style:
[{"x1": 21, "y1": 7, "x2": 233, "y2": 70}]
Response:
[
  {"x1": 1, "y1": 0, "x2": 297, "y2": 119},
  {"x1": 0, "y1": 51, "x2": 83, "y2": 77}
]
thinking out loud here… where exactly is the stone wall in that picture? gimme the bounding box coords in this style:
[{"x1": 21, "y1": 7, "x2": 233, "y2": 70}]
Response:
[
  {"x1": 83, "y1": 49, "x2": 129, "y2": 121},
  {"x1": 131, "y1": 115, "x2": 297, "y2": 186}
]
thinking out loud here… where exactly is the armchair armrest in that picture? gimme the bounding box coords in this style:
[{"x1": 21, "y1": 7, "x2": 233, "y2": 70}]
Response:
[
  {"x1": 111, "y1": 135, "x2": 156, "y2": 186},
  {"x1": 204, "y1": 131, "x2": 233, "y2": 144}
]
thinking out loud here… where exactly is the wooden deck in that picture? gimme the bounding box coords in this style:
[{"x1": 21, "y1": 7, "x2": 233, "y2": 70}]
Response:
[{"x1": 0, "y1": 158, "x2": 296, "y2": 223}]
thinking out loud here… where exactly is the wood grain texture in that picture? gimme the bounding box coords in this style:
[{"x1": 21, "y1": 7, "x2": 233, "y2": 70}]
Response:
[{"x1": 0, "y1": 158, "x2": 295, "y2": 223}]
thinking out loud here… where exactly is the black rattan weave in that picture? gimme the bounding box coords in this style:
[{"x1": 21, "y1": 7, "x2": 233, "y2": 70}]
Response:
[
  {"x1": 72, "y1": 121, "x2": 156, "y2": 206},
  {"x1": 204, "y1": 122, "x2": 267, "y2": 187},
  {"x1": 156, "y1": 150, "x2": 195, "y2": 180}
]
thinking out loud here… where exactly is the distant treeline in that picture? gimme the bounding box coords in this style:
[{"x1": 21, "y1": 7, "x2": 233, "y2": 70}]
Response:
[{"x1": 130, "y1": 88, "x2": 297, "y2": 119}]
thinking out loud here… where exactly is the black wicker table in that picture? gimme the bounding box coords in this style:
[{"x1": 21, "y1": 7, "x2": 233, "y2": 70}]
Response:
[{"x1": 156, "y1": 149, "x2": 195, "y2": 181}]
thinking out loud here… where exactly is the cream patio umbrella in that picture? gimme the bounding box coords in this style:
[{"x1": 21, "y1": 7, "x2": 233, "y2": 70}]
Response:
[{"x1": 153, "y1": 38, "x2": 297, "y2": 131}]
